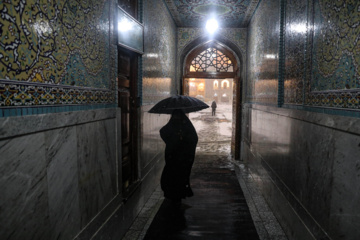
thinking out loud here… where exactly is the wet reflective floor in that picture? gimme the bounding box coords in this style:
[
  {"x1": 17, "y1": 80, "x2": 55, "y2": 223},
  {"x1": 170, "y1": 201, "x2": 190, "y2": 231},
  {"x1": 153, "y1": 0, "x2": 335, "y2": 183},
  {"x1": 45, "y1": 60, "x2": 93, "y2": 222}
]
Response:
[
  {"x1": 121, "y1": 104, "x2": 287, "y2": 240},
  {"x1": 143, "y1": 154, "x2": 259, "y2": 240}
]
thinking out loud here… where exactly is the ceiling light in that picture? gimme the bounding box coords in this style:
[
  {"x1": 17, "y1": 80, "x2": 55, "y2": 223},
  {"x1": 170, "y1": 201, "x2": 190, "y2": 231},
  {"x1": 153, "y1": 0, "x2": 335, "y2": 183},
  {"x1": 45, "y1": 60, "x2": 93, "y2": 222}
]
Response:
[{"x1": 206, "y1": 19, "x2": 218, "y2": 34}]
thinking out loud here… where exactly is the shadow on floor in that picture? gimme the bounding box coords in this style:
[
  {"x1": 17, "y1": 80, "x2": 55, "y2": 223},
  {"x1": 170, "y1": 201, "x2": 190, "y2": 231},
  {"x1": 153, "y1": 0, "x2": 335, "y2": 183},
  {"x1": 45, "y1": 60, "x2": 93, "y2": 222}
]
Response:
[{"x1": 143, "y1": 154, "x2": 260, "y2": 240}]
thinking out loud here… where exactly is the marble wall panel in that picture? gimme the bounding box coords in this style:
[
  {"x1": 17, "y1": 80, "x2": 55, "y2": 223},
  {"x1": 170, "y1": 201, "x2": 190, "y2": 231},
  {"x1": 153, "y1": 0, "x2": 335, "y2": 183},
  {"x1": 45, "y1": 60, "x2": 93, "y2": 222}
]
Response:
[
  {"x1": 140, "y1": 105, "x2": 168, "y2": 177},
  {"x1": 246, "y1": 0, "x2": 280, "y2": 104},
  {"x1": 45, "y1": 127, "x2": 81, "y2": 240},
  {"x1": 288, "y1": 118, "x2": 334, "y2": 227},
  {"x1": 0, "y1": 108, "x2": 116, "y2": 139},
  {"x1": 0, "y1": 133, "x2": 50, "y2": 240},
  {"x1": 329, "y1": 131, "x2": 360, "y2": 239},
  {"x1": 77, "y1": 119, "x2": 117, "y2": 227},
  {"x1": 247, "y1": 105, "x2": 360, "y2": 239},
  {"x1": 251, "y1": 108, "x2": 334, "y2": 228}
]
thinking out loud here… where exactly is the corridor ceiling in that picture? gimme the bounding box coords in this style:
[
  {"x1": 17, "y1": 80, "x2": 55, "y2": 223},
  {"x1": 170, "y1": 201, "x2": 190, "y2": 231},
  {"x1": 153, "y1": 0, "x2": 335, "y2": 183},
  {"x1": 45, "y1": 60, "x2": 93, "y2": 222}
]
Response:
[{"x1": 164, "y1": 0, "x2": 260, "y2": 28}]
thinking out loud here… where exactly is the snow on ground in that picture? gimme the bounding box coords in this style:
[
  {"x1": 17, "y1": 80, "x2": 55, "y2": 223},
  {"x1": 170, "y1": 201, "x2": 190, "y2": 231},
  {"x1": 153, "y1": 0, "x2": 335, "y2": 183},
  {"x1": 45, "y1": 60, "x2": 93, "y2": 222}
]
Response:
[{"x1": 189, "y1": 103, "x2": 233, "y2": 155}]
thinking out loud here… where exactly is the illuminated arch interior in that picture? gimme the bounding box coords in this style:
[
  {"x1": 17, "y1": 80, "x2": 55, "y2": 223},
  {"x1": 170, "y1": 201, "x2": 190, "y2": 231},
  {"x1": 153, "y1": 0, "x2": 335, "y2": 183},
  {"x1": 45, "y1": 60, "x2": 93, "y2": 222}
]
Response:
[{"x1": 190, "y1": 47, "x2": 234, "y2": 72}]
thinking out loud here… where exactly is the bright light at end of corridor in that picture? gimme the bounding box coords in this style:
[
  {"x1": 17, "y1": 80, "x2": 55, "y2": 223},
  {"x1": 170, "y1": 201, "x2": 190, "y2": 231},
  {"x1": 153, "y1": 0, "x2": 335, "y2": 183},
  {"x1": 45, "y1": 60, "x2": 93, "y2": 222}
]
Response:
[{"x1": 206, "y1": 19, "x2": 218, "y2": 34}]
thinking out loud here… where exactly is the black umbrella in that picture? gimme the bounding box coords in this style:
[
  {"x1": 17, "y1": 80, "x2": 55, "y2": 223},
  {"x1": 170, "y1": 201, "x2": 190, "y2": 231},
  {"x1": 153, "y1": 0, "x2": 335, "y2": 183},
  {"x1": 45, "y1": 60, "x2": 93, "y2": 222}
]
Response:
[{"x1": 148, "y1": 95, "x2": 209, "y2": 114}]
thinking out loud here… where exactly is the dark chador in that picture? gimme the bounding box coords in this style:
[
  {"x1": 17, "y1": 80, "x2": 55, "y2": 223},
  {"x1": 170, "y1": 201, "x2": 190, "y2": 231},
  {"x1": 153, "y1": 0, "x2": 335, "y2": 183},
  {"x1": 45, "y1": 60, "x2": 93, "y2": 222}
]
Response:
[{"x1": 160, "y1": 109, "x2": 198, "y2": 201}]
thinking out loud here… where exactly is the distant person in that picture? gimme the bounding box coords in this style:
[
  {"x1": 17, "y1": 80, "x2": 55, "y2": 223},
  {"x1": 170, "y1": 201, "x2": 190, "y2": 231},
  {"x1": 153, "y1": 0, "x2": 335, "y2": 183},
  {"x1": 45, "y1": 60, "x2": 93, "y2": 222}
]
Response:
[
  {"x1": 160, "y1": 109, "x2": 198, "y2": 209},
  {"x1": 211, "y1": 100, "x2": 217, "y2": 116}
]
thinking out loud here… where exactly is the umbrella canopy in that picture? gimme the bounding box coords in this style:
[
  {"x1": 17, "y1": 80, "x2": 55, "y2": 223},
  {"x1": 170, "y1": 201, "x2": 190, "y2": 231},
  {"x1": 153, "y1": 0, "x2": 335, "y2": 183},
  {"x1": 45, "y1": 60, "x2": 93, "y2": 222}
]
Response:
[{"x1": 148, "y1": 95, "x2": 209, "y2": 114}]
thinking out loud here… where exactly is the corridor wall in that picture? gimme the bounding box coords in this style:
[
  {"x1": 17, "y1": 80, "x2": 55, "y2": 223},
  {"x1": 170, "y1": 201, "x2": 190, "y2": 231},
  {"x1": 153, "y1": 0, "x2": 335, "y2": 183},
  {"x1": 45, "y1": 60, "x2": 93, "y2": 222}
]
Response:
[
  {"x1": 89, "y1": 0, "x2": 179, "y2": 239},
  {"x1": 0, "y1": 0, "x2": 121, "y2": 239},
  {"x1": 139, "y1": 0, "x2": 177, "y2": 191},
  {"x1": 244, "y1": 0, "x2": 360, "y2": 239}
]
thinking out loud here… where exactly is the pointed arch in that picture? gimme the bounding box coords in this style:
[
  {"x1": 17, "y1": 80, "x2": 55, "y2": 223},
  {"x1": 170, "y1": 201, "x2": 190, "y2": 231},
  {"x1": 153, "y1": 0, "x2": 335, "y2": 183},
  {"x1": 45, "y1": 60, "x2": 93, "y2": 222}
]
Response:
[
  {"x1": 179, "y1": 35, "x2": 244, "y2": 86},
  {"x1": 179, "y1": 36, "x2": 244, "y2": 160}
]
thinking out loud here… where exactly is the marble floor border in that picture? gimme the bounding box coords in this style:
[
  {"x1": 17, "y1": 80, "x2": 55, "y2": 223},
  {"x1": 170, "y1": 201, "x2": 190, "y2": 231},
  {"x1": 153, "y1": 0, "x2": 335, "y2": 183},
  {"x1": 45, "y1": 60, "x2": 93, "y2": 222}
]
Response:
[
  {"x1": 121, "y1": 186, "x2": 164, "y2": 240},
  {"x1": 233, "y1": 161, "x2": 288, "y2": 240}
]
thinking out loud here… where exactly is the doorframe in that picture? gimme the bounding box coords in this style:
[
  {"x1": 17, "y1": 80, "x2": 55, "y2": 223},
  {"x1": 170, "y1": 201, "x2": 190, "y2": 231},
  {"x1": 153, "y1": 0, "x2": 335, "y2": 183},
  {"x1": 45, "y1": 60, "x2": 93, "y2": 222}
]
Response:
[
  {"x1": 117, "y1": 46, "x2": 140, "y2": 197},
  {"x1": 181, "y1": 39, "x2": 243, "y2": 159}
]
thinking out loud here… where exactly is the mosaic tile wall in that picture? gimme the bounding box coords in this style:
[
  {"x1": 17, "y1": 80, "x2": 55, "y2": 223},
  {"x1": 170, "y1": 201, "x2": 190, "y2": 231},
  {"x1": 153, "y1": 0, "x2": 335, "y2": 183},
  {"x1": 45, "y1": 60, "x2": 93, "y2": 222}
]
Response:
[
  {"x1": 142, "y1": 0, "x2": 177, "y2": 104},
  {"x1": 246, "y1": 0, "x2": 280, "y2": 105},
  {"x1": 0, "y1": 0, "x2": 115, "y2": 115},
  {"x1": 284, "y1": 0, "x2": 307, "y2": 105},
  {"x1": 305, "y1": 0, "x2": 360, "y2": 109},
  {"x1": 164, "y1": 0, "x2": 258, "y2": 28},
  {"x1": 178, "y1": 28, "x2": 247, "y2": 60},
  {"x1": 248, "y1": 0, "x2": 360, "y2": 110}
]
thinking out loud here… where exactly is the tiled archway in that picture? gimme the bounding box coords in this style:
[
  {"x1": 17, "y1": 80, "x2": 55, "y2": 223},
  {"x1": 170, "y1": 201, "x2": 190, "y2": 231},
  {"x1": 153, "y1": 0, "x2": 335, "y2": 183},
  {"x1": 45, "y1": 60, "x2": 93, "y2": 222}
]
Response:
[{"x1": 181, "y1": 40, "x2": 243, "y2": 159}]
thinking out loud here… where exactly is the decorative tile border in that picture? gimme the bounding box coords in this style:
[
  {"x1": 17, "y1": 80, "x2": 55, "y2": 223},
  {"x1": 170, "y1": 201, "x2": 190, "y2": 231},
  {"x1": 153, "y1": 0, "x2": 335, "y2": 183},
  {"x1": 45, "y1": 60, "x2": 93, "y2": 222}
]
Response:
[{"x1": 0, "y1": 80, "x2": 115, "y2": 108}]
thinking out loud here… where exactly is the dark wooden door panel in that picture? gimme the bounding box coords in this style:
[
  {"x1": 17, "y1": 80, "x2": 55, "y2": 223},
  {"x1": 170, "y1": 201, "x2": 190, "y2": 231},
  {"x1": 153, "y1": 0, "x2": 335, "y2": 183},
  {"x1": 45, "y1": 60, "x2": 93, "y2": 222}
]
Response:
[{"x1": 118, "y1": 45, "x2": 139, "y2": 196}]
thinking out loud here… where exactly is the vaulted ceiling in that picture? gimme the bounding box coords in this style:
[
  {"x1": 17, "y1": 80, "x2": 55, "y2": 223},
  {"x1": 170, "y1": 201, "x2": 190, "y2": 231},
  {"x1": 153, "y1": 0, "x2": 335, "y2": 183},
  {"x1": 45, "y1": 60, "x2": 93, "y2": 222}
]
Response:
[{"x1": 164, "y1": 0, "x2": 260, "y2": 28}]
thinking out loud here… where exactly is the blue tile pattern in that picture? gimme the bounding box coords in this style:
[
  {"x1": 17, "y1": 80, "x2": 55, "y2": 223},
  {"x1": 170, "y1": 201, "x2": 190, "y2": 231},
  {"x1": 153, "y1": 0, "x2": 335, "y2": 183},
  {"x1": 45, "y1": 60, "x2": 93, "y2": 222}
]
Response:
[
  {"x1": 0, "y1": 0, "x2": 115, "y2": 116},
  {"x1": 304, "y1": 0, "x2": 360, "y2": 109}
]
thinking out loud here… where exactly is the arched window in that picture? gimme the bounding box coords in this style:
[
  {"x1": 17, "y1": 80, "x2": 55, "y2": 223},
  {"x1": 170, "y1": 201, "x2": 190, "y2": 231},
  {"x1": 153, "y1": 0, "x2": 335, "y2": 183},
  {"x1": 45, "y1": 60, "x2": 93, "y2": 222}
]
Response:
[
  {"x1": 221, "y1": 80, "x2": 230, "y2": 89},
  {"x1": 213, "y1": 80, "x2": 219, "y2": 89},
  {"x1": 190, "y1": 48, "x2": 234, "y2": 73}
]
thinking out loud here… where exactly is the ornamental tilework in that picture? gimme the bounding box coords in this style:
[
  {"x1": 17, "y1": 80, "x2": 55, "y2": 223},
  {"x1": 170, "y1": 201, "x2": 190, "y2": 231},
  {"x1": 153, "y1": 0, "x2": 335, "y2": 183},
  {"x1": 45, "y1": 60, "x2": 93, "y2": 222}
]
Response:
[
  {"x1": 0, "y1": 0, "x2": 115, "y2": 110},
  {"x1": 284, "y1": 0, "x2": 307, "y2": 105},
  {"x1": 305, "y1": 0, "x2": 360, "y2": 109},
  {"x1": 177, "y1": 28, "x2": 247, "y2": 58},
  {"x1": 0, "y1": 81, "x2": 115, "y2": 107},
  {"x1": 142, "y1": 0, "x2": 177, "y2": 104},
  {"x1": 178, "y1": 28, "x2": 205, "y2": 54},
  {"x1": 164, "y1": 0, "x2": 259, "y2": 28},
  {"x1": 247, "y1": 0, "x2": 280, "y2": 104}
]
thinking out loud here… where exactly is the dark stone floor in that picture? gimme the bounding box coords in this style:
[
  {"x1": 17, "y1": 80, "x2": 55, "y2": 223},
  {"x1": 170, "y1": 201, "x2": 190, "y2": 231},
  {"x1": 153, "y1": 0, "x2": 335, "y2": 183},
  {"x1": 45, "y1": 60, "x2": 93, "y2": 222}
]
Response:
[{"x1": 143, "y1": 154, "x2": 260, "y2": 240}]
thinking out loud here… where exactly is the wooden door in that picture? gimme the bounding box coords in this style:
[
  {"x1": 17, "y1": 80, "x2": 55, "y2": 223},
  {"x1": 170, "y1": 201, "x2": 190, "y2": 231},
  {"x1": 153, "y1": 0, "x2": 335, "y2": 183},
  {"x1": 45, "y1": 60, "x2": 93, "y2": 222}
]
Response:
[
  {"x1": 232, "y1": 76, "x2": 241, "y2": 159},
  {"x1": 118, "y1": 47, "x2": 138, "y2": 196}
]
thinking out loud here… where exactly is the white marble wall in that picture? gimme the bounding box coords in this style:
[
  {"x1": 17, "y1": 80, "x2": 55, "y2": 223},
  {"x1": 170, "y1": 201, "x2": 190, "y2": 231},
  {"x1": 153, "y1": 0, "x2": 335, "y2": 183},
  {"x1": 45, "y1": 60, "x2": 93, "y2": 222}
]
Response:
[
  {"x1": 139, "y1": 105, "x2": 169, "y2": 177},
  {"x1": 0, "y1": 109, "x2": 120, "y2": 240},
  {"x1": 242, "y1": 104, "x2": 360, "y2": 240}
]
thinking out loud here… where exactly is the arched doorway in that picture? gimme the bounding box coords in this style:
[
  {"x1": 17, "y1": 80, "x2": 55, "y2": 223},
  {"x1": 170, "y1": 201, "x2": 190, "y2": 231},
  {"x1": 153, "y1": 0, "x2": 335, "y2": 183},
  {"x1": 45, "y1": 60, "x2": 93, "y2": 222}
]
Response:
[{"x1": 182, "y1": 40, "x2": 242, "y2": 159}]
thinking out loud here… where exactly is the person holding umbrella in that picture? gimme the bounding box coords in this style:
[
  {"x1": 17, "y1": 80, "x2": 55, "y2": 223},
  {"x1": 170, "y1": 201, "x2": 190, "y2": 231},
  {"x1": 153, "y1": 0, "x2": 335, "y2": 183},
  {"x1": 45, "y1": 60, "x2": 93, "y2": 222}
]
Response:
[
  {"x1": 159, "y1": 109, "x2": 197, "y2": 208},
  {"x1": 149, "y1": 95, "x2": 209, "y2": 209}
]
